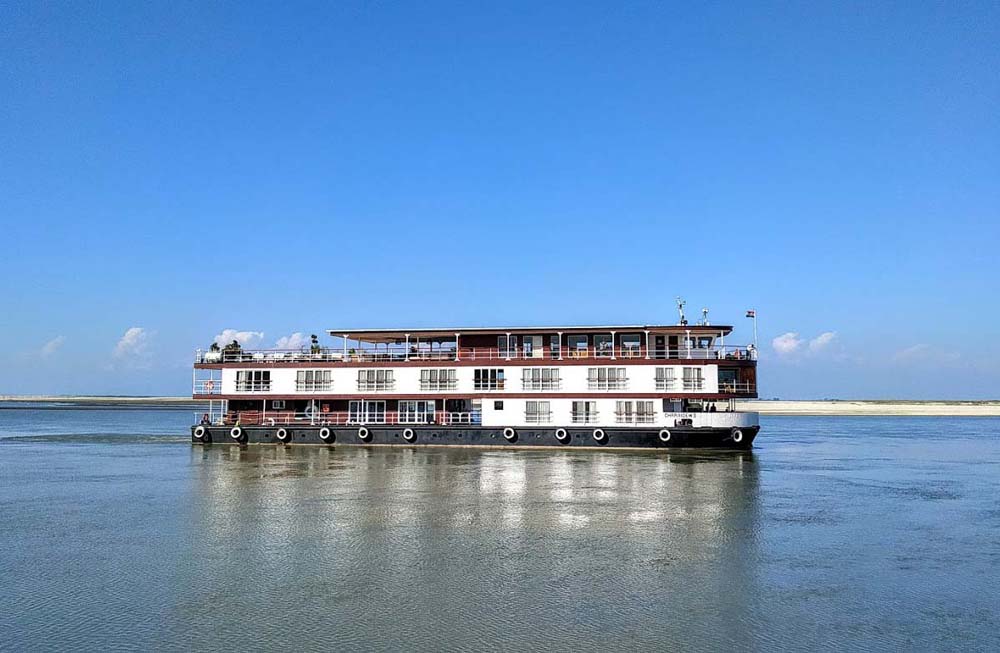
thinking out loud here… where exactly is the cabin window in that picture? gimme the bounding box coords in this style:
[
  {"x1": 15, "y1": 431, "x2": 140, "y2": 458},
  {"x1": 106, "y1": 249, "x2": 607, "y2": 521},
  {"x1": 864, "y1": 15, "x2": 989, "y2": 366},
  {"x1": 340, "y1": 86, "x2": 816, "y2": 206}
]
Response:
[
  {"x1": 474, "y1": 368, "x2": 505, "y2": 390},
  {"x1": 620, "y1": 334, "x2": 642, "y2": 358},
  {"x1": 655, "y1": 367, "x2": 677, "y2": 390},
  {"x1": 399, "y1": 400, "x2": 435, "y2": 424},
  {"x1": 357, "y1": 369, "x2": 395, "y2": 391},
  {"x1": 270, "y1": 400, "x2": 286, "y2": 410},
  {"x1": 521, "y1": 368, "x2": 560, "y2": 390},
  {"x1": 235, "y1": 370, "x2": 270, "y2": 392},
  {"x1": 420, "y1": 369, "x2": 457, "y2": 390},
  {"x1": 494, "y1": 401, "x2": 504, "y2": 410},
  {"x1": 497, "y1": 335, "x2": 519, "y2": 357},
  {"x1": 682, "y1": 367, "x2": 704, "y2": 390},
  {"x1": 593, "y1": 334, "x2": 613, "y2": 357},
  {"x1": 296, "y1": 370, "x2": 332, "y2": 392},
  {"x1": 615, "y1": 401, "x2": 655, "y2": 423},
  {"x1": 571, "y1": 401, "x2": 599, "y2": 424},
  {"x1": 525, "y1": 401, "x2": 551, "y2": 424},
  {"x1": 349, "y1": 400, "x2": 386, "y2": 424},
  {"x1": 587, "y1": 367, "x2": 628, "y2": 390},
  {"x1": 567, "y1": 335, "x2": 588, "y2": 356}
]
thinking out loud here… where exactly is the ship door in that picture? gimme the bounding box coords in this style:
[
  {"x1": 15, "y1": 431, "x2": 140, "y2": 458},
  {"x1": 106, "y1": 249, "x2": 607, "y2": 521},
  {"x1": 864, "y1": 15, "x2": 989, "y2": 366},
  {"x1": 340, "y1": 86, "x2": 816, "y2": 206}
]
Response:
[
  {"x1": 524, "y1": 336, "x2": 543, "y2": 358},
  {"x1": 654, "y1": 335, "x2": 666, "y2": 359},
  {"x1": 668, "y1": 336, "x2": 679, "y2": 358}
]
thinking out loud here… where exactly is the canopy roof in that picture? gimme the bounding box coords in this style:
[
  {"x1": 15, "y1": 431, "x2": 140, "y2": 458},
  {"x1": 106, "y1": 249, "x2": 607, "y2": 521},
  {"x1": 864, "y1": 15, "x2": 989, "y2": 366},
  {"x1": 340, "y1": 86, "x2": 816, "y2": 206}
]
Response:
[{"x1": 327, "y1": 324, "x2": 734, "y2": 343}]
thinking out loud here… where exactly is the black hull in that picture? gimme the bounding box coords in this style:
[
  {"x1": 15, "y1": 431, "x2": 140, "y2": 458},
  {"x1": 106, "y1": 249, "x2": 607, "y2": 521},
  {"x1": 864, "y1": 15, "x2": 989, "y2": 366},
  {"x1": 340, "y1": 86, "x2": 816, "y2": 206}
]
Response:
[{"x1": 191, "y1": 425, "x2": 759, "y2": 449}]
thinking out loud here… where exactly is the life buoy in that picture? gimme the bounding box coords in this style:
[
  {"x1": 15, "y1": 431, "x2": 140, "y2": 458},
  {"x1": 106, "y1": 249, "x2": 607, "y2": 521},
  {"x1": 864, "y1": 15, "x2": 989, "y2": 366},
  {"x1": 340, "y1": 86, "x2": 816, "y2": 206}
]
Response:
[
  {"x1": 402, "y1": 428, "x2": 416, "y2": 443},
  {"x1": 229, "y1": 426, "x2": 244, "y2": 441},
  {"x1": 276, "y1": 428, "x2": 290, "y2": 442},
  {"x1": 555, "y1": 428, "x2": 569, "y2": 444},
  {"x1": 319, "y1": 427, "x2": 333, "y2": 441},
  {"x1": 358, "y1": 426, "x2": 370, "y2": 441},
  {"x1": 592, "y1": 428, "x2": 606, "y2": 443},
  {"x1": 731, "y1": 428, "x2": 744, "y2": 444},
  {"x1": 658, "y1": 429, "x2": 671, "y2": 443},
  {"x1": 194, "y1": 425, "x2": 207, "y2": 440},
  {"x1": 205, "y1": 380, "x2": 215, "y2": 392},
  {"x1": 503, "y1": 427, "x2": 516, "y2": 441},
  {"x1": 265, "y1": 418, "x2": 276, "y2": 427}
]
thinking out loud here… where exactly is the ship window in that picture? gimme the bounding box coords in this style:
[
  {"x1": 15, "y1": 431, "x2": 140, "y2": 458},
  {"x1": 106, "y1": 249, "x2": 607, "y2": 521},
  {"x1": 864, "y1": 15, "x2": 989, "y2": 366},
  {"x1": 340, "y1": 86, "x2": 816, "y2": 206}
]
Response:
[
  {"x1": 296, "y1": 370, "x2": 332, "y2": 391},
  {"x1": 593, "y1": 334, "x2": 612, "y2": 356},
  {"x1": 494, "y1": 401, "x2": 504, "y2": 410},
  {"x1": 620, "y1": 334, "x2": 641, "y2": 357},
  {"x1": 571, "y1": 401, "x2": 599, "y2": 424},
  {"x1": 655, "y1": 367, "x2": 677, "y2": 390},
  {"x1": 525, "y1": 401, "x2": 551, "y2": 423},
  {"x1": 271, "y1": 400, "x2": 285, "y2": 410},
  {"x1": 420, "y1": 368, "x2": 457, "y2": 390},
  {"x1": 399, "y1": 400, "x2": 435, "y2": 424},
  {"x1": 235, "y1": 370, "x2": 270, "y2": 392},
  {"x1": 587, "y1": 367, "x2": 628, "y2": 390},
  {"x1": 357, "y1": 369, "x2": 395, "y2": 391},
  {"x1": 682, "y1": 367, "x2": 704, "y2": 390},
  {"x1": 474, "y1": 368, "x2": 505, "y2": 390},
  {"x1": 522, "y1": 368, "x2": 560, "y2": 390}
]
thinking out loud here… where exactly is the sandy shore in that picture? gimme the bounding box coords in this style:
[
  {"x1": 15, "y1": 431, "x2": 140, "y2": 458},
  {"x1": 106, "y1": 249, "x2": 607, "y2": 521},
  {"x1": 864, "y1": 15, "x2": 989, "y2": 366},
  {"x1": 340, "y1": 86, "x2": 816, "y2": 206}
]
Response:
[{"x1": 739, "y1": 400, "x2": 1000, "y2": 416}]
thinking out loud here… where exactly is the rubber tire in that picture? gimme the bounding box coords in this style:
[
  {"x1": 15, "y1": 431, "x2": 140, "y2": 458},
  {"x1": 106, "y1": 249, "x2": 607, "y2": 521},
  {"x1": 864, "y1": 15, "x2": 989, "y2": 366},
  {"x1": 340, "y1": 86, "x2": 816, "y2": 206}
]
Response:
[
  {"x1": 592, "y1": 429, "x2": 606, "y2": 443},
  {"x1": 503, "y1": 427, "x2": 516, "y2": 441},
  {"x1": 658, "y1": 429, "x2": 671, "y2": 443},
  {"x1": 402, "y1": 428, "x2": 416, "y2": 443},
  {"x1": 555, "y1": 428, "x2": 569, "y2": 444},
  {"x1": 319, "y1": 427, "x2": 333, "y2": 442}
]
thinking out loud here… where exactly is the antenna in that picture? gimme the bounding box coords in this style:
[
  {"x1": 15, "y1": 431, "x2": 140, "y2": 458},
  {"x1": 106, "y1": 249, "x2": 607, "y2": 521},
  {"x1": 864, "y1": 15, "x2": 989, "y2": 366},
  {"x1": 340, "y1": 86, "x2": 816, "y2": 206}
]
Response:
[
  {"x1": 701, "y1": 307, "x2": 710, "y2": 326},
  {"x1": 676, "y1": 297, "x2": 687, "y2": 326}
]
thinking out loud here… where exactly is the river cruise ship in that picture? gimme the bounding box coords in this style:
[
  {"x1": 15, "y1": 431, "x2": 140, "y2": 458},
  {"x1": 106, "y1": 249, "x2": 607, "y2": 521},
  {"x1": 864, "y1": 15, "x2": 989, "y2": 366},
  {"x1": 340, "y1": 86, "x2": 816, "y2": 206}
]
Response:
[{"x1": 191, "y1": 313, "x2": 760, "y2": 448}]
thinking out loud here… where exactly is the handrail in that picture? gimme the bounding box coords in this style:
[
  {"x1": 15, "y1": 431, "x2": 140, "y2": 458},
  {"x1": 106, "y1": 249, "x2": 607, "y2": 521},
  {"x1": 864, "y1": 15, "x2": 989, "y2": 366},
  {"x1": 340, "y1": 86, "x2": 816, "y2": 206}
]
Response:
[
  {"x1": 196, "y1": 409, "x2": 483, "y2": 427},
  {"x1": 195, "y1": 344, "x2": 759, "y2": 364}
]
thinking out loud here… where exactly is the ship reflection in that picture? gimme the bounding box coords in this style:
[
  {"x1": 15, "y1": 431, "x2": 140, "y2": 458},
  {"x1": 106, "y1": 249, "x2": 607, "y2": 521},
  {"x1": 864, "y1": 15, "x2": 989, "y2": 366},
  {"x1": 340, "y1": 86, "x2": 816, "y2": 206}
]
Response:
[{"x1": 186, "y1": 446, "x2": 761, "y2": 649}]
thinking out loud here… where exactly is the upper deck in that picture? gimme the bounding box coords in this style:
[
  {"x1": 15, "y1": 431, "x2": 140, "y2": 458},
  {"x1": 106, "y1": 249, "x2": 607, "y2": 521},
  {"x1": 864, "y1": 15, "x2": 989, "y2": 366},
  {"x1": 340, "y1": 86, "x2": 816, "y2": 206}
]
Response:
[{"x1": 195, "y1": 324, "x2": 757, "y2": 367}]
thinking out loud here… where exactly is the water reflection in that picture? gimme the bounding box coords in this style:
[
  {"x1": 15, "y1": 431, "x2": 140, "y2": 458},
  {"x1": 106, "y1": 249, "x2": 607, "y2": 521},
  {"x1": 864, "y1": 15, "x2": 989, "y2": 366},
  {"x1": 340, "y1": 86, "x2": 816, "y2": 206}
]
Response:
[{"x1": 185, "y1": 446, "x2": 761, "y2": 650}]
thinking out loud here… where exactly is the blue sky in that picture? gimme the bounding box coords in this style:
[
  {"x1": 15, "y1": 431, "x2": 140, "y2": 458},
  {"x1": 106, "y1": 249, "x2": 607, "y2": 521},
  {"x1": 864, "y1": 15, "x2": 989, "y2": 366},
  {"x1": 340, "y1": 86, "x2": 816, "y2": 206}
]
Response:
[{"x1": 1, "y1": 2, "x2": 998, "y2": 398}]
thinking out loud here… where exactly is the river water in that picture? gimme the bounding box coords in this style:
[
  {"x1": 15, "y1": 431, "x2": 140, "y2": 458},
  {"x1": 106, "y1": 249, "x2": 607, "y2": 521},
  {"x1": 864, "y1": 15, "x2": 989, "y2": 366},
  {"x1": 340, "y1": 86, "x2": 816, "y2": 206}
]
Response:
[{"x1": 1, "y1": 406, "x2": 998, "y2": 652}]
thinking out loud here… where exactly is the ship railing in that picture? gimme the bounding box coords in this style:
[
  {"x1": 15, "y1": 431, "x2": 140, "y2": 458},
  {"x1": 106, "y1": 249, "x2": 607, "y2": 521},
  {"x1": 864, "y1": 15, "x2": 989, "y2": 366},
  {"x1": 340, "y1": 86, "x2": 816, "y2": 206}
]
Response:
[
  {"x1": 199, "y1": 410, "x2": 482, "y2": 427},
  {"x1": 194, "y1": 344, "x2": 759, "y2": 364},
  {"x1": 614, "y1": 412, "x2": 658, "y2": 424},
  {"x1": 717, "y1": 381, "x2": 756, "y2": 394}
]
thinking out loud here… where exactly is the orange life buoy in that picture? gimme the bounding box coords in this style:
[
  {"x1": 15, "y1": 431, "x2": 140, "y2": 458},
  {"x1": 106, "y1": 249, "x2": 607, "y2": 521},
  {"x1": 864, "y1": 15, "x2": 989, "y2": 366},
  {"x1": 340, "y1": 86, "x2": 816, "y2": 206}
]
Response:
[{"x1": 205, "y1": 380, "x2": 215, "y2": 392}]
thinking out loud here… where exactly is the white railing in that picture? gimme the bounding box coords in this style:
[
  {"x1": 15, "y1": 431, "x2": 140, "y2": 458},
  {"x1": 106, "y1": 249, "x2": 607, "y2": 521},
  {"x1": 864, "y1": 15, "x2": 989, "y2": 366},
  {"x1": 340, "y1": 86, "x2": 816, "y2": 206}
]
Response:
[
  {"x1": 717, "y1": 381, "x2": 756, "y2": 394},
  {"x1": 524, "y1": 412, "x2": 553, "y2": 424},
  {"x1": 195, "y1": 343, "x2": 758, "y2": 364},
  {"x1": 420, "y1": 380, "x2": 458, "y2": 391},
  {"x1": 588, "y1": 379, "x2": 629, "y2": 390},
  {"x1": 440, "y1": 412, "x2": 482, "y2": 425},
  {"x1": 295, "y1": 381, "x2": 333, "y2": 392},
  {"x1": 235, "y1": 381, "x2": 271, "y2": 392},
  {"x1": 193, "y1": 379, "x2": 222, "y2": 395},
  {"x1": 521, "y1": 380, "x2": 561, "y2": 390},
  {"x1": 615, "y1": 412, "x2": 658, "y2": 424},
  {"x1": 654, "y1": 379, "x2": 677, "y2": 391},
  {"x1": 571, "y1": 412, "x2": 601, "y2": 425},
  {"x1": 357, "y1": 380, "x2": 395, "y2": 391},
  {"x1": 682, "y1": 379, "x2": 705, "y2": 391}
]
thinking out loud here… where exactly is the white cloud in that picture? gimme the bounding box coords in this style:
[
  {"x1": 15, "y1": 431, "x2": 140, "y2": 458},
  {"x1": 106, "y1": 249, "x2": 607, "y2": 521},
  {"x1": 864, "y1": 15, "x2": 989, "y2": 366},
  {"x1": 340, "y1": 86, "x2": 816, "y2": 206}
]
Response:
[
  {"x1": 213, "y1": 329, "x2": 264, "y2": 348},
  {"x1": 114, "y1": 327, "x2": 151, "y2": 359},
  {"x1": 40, "y1": 336, "x2": 66, "y2": 357},
  {"x1": 275, "y1": 332, "x2": 309, "y2": 350},
  {"x1": 772, "y1": 332, "x2": 804, "y2": 355},
  {"x1": 893, "y1": 344, "x2": 960, "y2": 365},
  {"x1": 809, "y1": 331, "x2": 837, "y2": 352}
]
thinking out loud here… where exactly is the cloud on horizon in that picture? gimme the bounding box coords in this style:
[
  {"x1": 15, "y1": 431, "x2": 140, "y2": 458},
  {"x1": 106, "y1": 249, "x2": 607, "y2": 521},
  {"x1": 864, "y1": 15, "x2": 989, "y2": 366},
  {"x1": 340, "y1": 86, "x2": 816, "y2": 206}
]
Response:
[
  {"x1": 40, "y1": 335, "x2": 66, "y2": 358},
  {"x1": 773, "y1": 330, "x2": 839, "y2": 357},
  {"x1": 213, "y1": 329, "x2": 264, "y2": 348},
  {"x1": 275, "y1": 332, "x2": 308, "y2": 350},
  {"x1": 112, "y1": 327, "x2": 153, "y2": 368}
]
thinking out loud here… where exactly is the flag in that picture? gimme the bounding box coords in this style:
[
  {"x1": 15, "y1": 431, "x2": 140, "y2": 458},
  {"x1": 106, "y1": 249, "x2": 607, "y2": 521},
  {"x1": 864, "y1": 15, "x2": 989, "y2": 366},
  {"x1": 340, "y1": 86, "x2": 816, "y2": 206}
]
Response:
[{"x1": 746, "y1": 310, "x2": 756, "y2": 318}]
